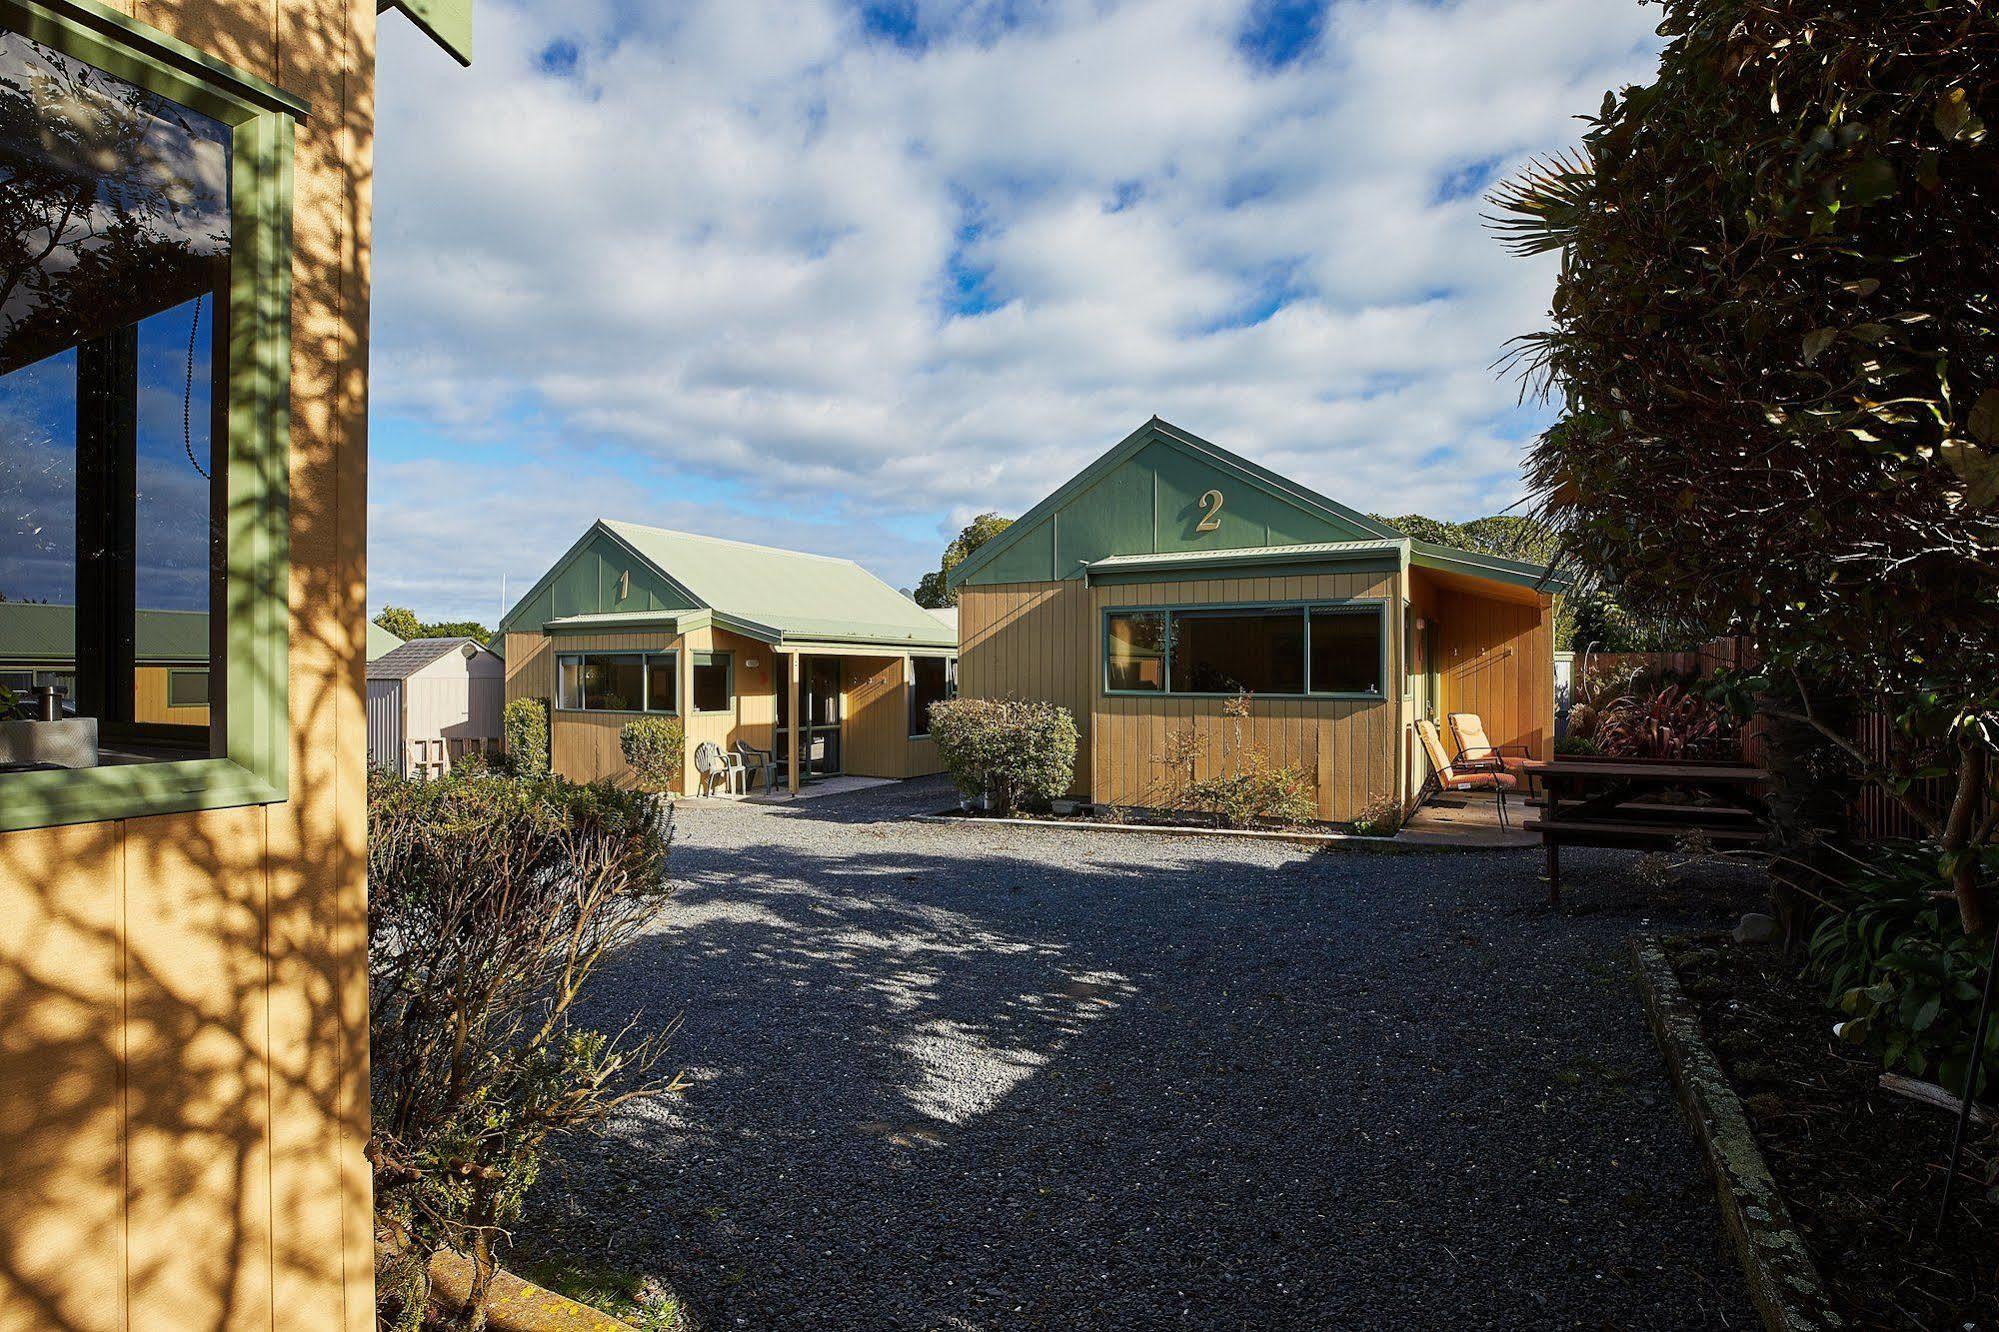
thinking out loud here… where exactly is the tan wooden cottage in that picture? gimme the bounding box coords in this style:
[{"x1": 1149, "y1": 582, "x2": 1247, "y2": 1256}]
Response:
[
  {"x1": 948, "y1": 418, "x2": 1560, "y2": 822},
  {"x1": 499, "y1": 521, "x2": 959, "y2": 795},
  {"x1": 0, "y1": 1, "x2": 471, "y2": 1326}
]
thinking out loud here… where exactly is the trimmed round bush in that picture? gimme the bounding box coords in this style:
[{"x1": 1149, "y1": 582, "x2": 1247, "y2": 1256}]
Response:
[
  {"x1": 502, "y1": 696, "x2": 550, "y2": 776},
  {"x1": 619, "y1": 715, "x2": 686, "y2": 795},
  {"x1": 929, "y1": 696, "x2": 1078, "y2": 815}
]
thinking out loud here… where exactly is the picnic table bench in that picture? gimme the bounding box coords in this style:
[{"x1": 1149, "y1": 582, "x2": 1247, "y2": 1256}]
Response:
[{"x1": 1522, "y1": 756, "x2": 1769, "y2": 905}]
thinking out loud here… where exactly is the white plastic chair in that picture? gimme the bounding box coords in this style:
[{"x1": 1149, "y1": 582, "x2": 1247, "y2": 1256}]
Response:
[{"x1": 693, "y1": 741, "x2": 746, "y2": 796}]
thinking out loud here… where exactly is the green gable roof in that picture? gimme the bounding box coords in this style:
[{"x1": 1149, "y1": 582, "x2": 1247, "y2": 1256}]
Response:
[
  {"x1": 949, "y1": 417, "x2": 1567, "y2": 597},
  {"x1": 379, "y1": 0, "x2": 472, "y2": 66},
  {"x1": 0, "y1": 604, "x2": 211, "y2": 665},
  {"x1": 367, "y1": 621, "x2": 406, "y2": 662},
  {"x1": 949, "y1": 417, "x2": 1405, "y2": 590},
  {"x1": 501, "y1": 522, "x2": 956, "y2": 653}
]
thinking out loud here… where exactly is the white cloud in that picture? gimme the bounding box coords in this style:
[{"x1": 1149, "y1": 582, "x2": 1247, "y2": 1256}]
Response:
[{"x1": 370, "y1": 0, "x2": 1661, "y2": 619}]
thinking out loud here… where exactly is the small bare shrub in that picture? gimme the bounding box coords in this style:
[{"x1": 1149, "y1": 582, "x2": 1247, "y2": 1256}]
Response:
[
  {"x1": 1349, "y1": 792, "x2": 1403, "y2": 838},
  {"x1": 1153, "y1": 693, "x2": 1316, "y2": 829},
  {"x1": 368, "y1": 769, "x2": 679, "y2": 1331}
]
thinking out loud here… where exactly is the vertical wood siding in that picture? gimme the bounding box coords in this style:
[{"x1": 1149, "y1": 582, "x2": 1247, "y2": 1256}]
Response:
[
  {"x1": 957, "y1": 581, "x2": 1095, "y2": 795},
  {"x1": 1427, "y1": 576, "x2": 1555, "y2": 767},
  {"x1": 0, "y1": 2, "x2": 380, "y2": 1328},
  {"x1": 506, "y1": 630, "x2": 949, "y2": 791},
  {"x1": 962, "y1": 570, "x2": 1554, "y2": 824},
  {"x1": 1086, "y1": 571, "x2": 1398, "y2": 823},
  {"x1": 506, "y1": 630, "x2": 685, "y2": 791}
]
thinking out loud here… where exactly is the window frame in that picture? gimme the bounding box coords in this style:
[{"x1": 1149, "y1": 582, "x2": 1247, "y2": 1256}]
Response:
[
  {"x1": 906, "y1": 654, "x2": 956, "y2": 739},
  {"x1": 1099, "y1": 599, "x2": 1389, "y2": 702},
  {"x1": 0, "y1": 0, "x2": 301, "y2": 834},
  {"x1": 553, "y1": 650, "x2": 678, "y2": 715},
  {"x1": 689, "y1": 651, "x2": 732, "y2": 715}
]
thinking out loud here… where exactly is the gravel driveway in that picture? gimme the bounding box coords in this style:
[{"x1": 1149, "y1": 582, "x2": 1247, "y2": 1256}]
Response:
[{"x1": 530, "y1": 777, "x2": 1757, "y2": 1331}]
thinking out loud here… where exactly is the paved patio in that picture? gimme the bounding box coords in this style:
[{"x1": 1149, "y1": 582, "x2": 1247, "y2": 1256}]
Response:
[{"x1": 529, "y1": 776, "x2": 1757, "y2": 1330}]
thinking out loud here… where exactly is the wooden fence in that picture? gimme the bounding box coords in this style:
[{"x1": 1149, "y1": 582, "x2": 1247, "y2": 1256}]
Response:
[{"x1": 1576, "y1": 637, "x2": 1976, "y2": 842}]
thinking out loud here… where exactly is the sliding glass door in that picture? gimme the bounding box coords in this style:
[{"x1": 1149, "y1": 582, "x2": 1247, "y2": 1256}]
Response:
[{"x1": 776, "y1": 655, "x2": 842, "y2": 778}]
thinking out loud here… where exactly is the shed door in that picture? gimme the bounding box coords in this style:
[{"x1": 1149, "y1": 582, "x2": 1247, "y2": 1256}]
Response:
[{"x1": 366, "y1": 681, "x2": 404, "y2": 775}]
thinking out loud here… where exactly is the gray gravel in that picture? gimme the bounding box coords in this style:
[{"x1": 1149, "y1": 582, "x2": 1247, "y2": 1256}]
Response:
[{"x1": 528, "y1": 777, "x2": 1758, "y2": 1331}]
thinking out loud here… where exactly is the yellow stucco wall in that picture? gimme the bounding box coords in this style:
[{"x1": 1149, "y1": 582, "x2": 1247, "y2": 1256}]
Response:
[{"x1": 0, "y1": 2, "x2": 379, "y2": 1328}]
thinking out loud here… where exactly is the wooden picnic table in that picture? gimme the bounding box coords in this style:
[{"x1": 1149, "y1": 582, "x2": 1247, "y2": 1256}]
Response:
[{"x1": 1522, "y1": 757, "x2": 1769, "y2": 905}]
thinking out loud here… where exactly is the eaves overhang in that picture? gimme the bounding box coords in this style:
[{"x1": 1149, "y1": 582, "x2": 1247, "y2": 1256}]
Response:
[{"x1": 1084, "y1": 540, "x2": 1406, "y2": 586}]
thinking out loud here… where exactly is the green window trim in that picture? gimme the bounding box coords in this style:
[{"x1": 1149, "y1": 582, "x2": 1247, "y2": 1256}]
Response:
[
  {"x1": 690, "y1": 651, "x2": 733, "y2": 715},
  {"x1": 0, "y1": 0, "x2": 295, "y2": 835},
  {"x1": 1099, "y1": 600, "x2": 1390, "y2": 702}
]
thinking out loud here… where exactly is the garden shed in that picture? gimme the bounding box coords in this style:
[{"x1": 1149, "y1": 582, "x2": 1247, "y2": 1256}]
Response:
[
  {"x1": 948, "y1": 417, "x2": 1563, "y2": 823},
  {"x1": 498, "y1": 522, "x2": 959, "y2": 795},
  {"x1": 366, "y1": 637, "x2": 504, "y2": 778}
]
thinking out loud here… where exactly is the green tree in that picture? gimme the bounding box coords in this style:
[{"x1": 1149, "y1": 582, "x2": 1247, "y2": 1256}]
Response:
[
  {"x1": 419, "y1": 620, "x2": 493, "y2": 645},
  {"x1": 914, "y1": 513, "x2": 1014, "y2": 609},
  {"x1": 373, "y1": 605, "x2": 422, "y2": 641},
  {"x1": 1494, "y1": 0, "x2": 1999, "y2": 928},
  {"x1": 372, "y1": 605, "x2": 493, "y2": 645}
]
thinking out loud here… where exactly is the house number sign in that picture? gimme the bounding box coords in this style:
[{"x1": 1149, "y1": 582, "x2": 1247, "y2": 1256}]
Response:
[{"x1": 1196, "y1": 489, "x2": 1225, "y2": 533}]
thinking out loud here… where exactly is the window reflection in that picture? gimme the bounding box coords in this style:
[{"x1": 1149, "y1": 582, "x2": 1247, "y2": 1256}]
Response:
[{"x1": 0, "y1": 28, "x2": 229, "y2": 768}]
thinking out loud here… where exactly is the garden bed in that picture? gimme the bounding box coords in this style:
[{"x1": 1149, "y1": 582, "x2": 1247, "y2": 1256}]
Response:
[{"x1": 1661, "y1": 934, "x2": 1999, "y2": 1330}]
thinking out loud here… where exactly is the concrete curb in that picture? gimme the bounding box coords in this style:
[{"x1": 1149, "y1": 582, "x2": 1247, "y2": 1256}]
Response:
[
  {"x1": 1629, "y1": 936, "x2": 1845, "y2": 1332},
  {"x1": 909, "y1": 810, "x2": 1518, "y2": 853},
  {"x1": 426, "y1": 1249, "x2": 633, "y2": 1331},
  {"x1": 915, "y1": 804, "x2": 1415, "y2": 844}
]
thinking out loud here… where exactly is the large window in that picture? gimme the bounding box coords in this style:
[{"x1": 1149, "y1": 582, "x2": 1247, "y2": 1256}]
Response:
[
  {"x1": 556, "y1": 651, "x2": 675, "y2": 713},
  {"x1": 1104, "y1": 603, "x2": 1384, "y2": 698},
  {"x1": 691, "y1": 652, "x2": 731, "y2": 714},
  {"x1": 0, "y1": 7, "x2": 296, "y2": 832},
  {"x1": 908, "y1": 655, "x2": 956, "y2": 737},
  {"x1": 1170, "y1": 608, "x2": 1305, "y2": 696}
]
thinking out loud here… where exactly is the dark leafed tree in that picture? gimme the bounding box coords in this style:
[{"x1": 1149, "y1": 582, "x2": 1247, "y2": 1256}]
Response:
[
  {"x1": 914, "y1": 512, "x2": 1013, "y2": 609},
  {"x1": 1493, "y1": 0, "x2": 1999, "y2": 928}
]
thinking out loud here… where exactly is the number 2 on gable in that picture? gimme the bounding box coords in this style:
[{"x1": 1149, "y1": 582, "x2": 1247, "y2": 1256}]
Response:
[{"x1": 1196, "y1": 489, "x2": 1225, "y2": 533}]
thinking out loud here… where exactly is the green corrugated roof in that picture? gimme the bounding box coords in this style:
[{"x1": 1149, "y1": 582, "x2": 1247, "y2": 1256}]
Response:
[
  {"x1": 599, "y1": 521, "x2": 957, "y2": 650},
  {"x1": 367, "y1": 621, "x2": 406, "y2": 662},
  {"x1": 0, "y1": 603, "x2": 211, "y2": 664},
  {"x1": 379, "y1": 0, "x2": 473, "y2": 65}
]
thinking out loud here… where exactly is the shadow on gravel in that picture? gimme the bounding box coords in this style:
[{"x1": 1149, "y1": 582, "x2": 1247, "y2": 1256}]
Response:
[{"x1": 526, "y1": 802, "x2": 1764, "y2": 1331}]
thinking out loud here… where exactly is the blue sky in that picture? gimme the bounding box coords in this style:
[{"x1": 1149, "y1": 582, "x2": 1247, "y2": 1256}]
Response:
[{"x1": 370, "y1": 0, "x2": 1662, "y2": 624}]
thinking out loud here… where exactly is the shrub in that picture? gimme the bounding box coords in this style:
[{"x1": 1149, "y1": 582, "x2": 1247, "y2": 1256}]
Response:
[
  {"x1": 1553, "y1": 733, "x2": 1601, "y2": 757},
  {"x1": 1153, "y1": 693, "x2": 1317, "y2": 829},
  {"x1": 929, "y1": 696, "x2": 1078, "y2": 815},
  {"x1": 620, "y1": 715, "x2": 685, "y2": 795},
  {"x1": 1808, "y1": 841, "x2": 1999, "y2": 1098},
  {"x1": 1349, "y1": 792, "x2": 1402, "y2": 838},
  {"x1": 1596, "y1": 684, "x2": 1733, "y2": 761},
  {"x1": 368, "y1": 768, "x2": 677, "y2": 1330},
  {"x1": 503, "y1": 696, "x2": 550, "y2": 776}
]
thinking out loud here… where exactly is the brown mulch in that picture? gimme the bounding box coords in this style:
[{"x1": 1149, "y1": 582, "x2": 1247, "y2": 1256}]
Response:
[{"x1": 1666, "y1": 935, "x2": 1999, "y2": 1331}]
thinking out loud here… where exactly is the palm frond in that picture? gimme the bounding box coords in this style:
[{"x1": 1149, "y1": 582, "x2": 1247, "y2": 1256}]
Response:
[{"x1": 1485, "y1": 149, "x2": 1597, "y2": 256}]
